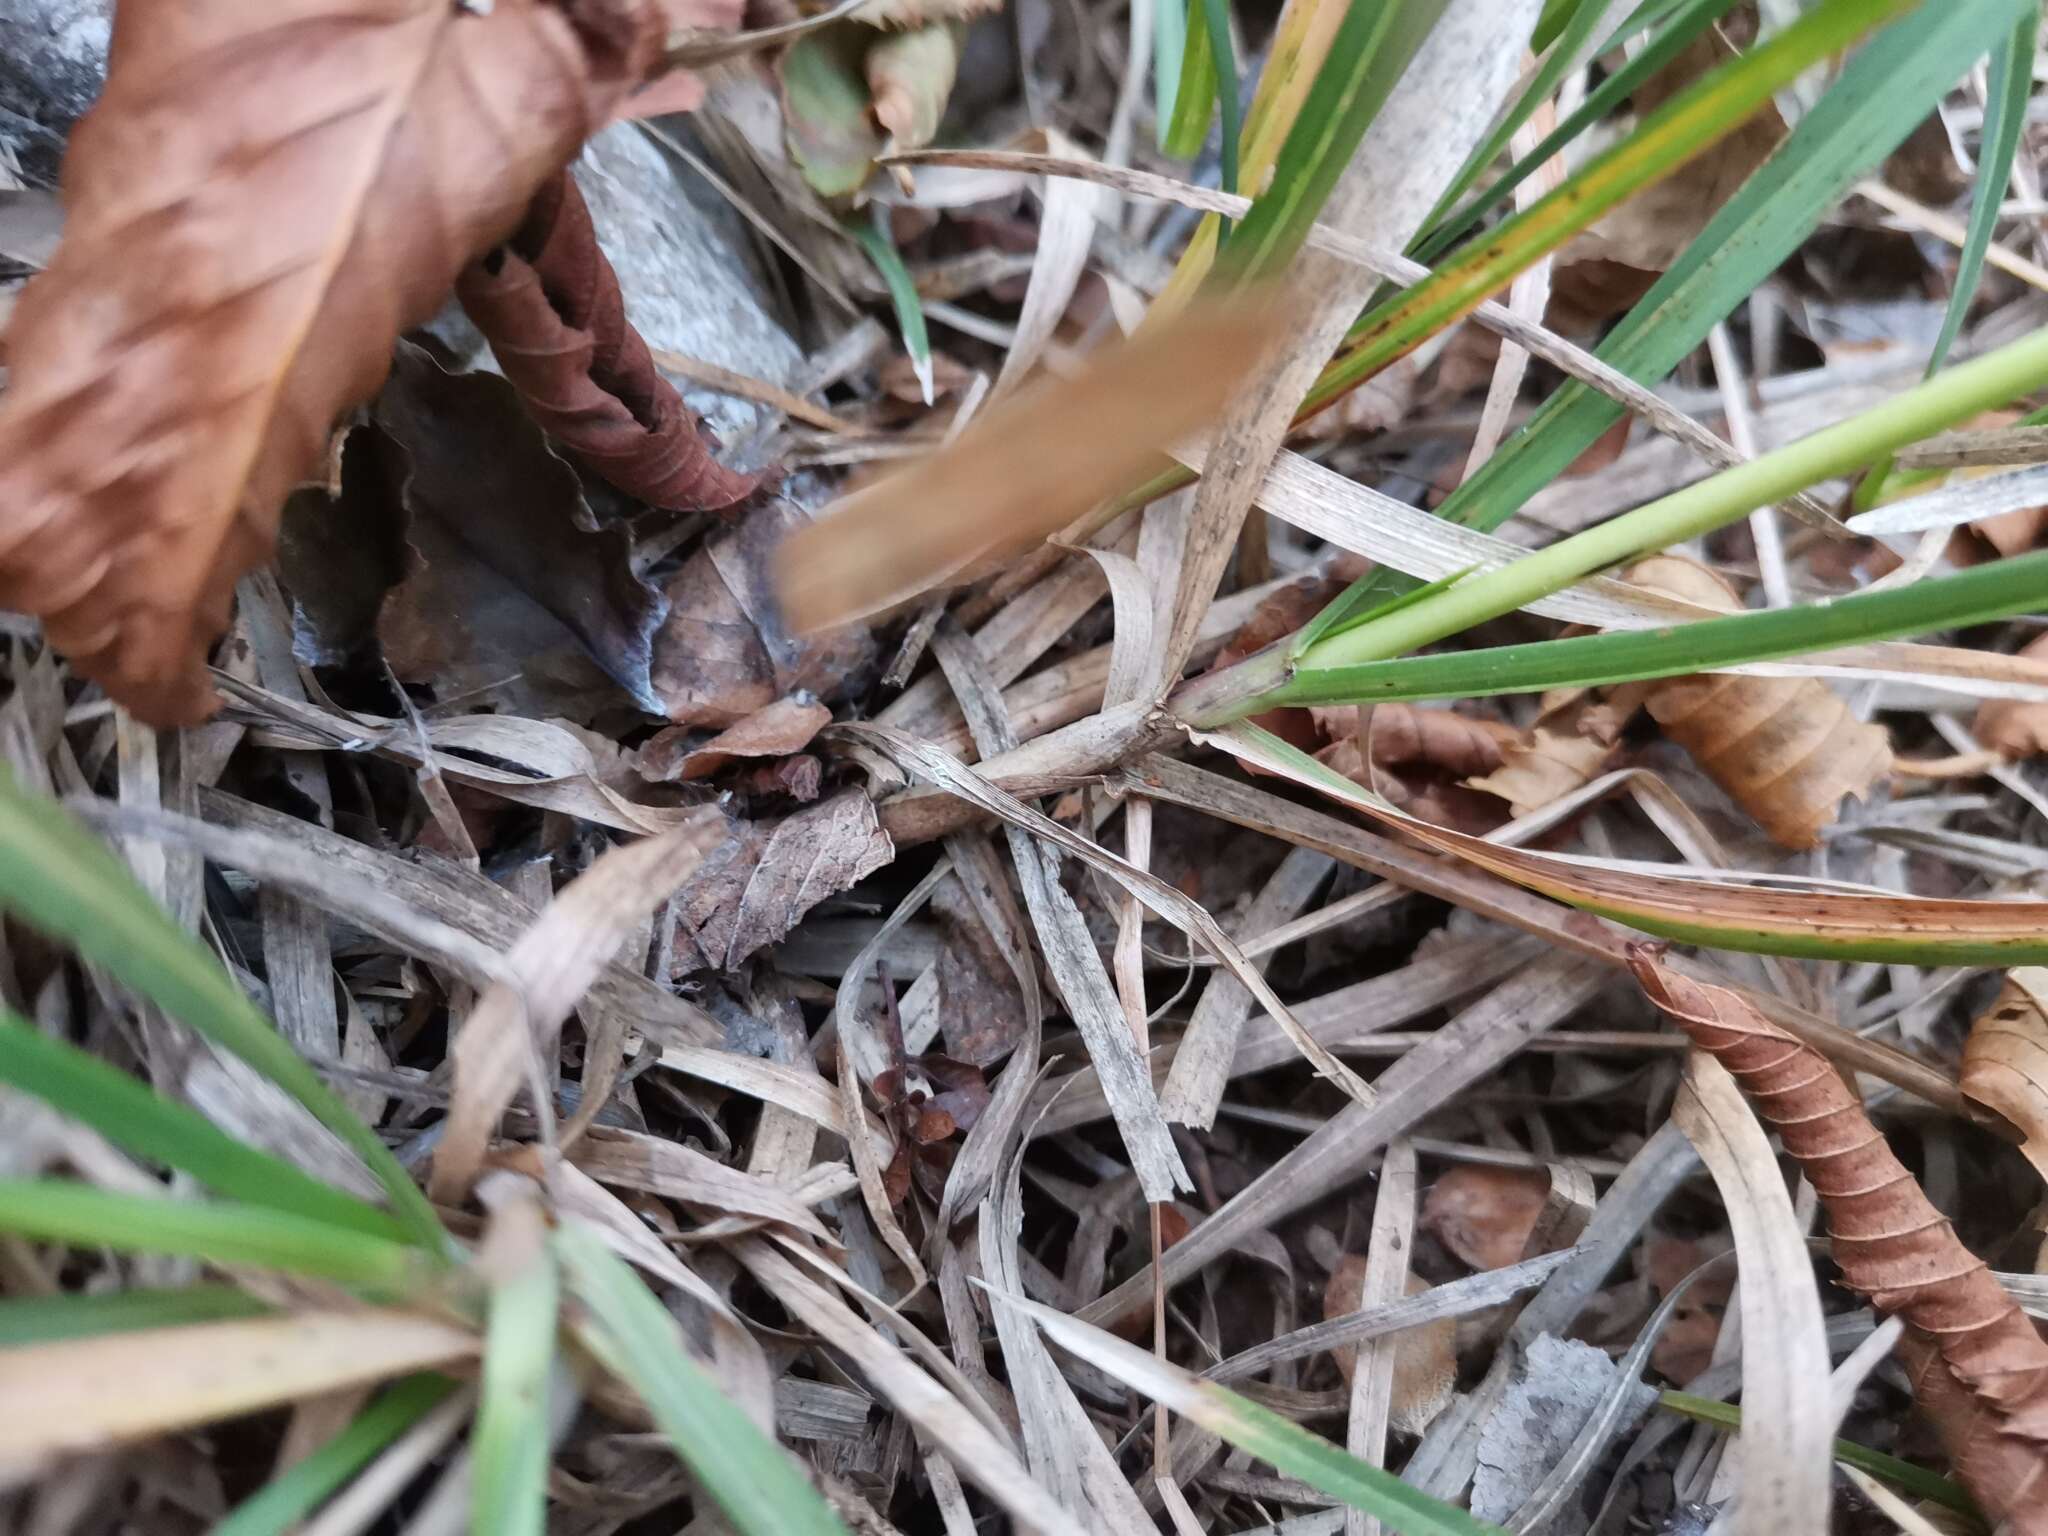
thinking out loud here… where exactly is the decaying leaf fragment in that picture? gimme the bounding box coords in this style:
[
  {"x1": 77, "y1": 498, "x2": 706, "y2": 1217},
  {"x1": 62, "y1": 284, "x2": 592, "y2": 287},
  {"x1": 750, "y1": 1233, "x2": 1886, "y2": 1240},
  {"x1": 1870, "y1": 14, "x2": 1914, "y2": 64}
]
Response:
[
  {"x1": 1631, "y1": 556, "x2": 1892, "y2": 847},
  {"x1": 0, "y1": 0, "x2": 668, "y2": 724},
  {"x1": 1964, "y1": 968, "x2": 2048, "y2": 1189},
  {"x1": 1977, "y1": 632, "x2": 2048, "y2": 760},
  {"x1": 1631, "y1": 949, "x2": 2048, "y2": 1532}
]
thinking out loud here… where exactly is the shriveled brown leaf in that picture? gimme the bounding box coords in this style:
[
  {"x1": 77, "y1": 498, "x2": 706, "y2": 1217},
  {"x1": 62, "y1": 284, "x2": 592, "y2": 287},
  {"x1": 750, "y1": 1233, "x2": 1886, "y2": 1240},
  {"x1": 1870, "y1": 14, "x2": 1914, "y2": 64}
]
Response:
[
  {"x1": 1420, "y1": 1164, "x2": 1553, "y2": 1273},
  {"x1": 930, "y1": 871, "x2": 1031, "y2": 1067},
  {"x1": 671, "y1": 788, "x2": 895, "y2": 972},
  {"x1": 1963, "y1": 969, "x2": 2048, "y2": 1189},
  {"x1": 1977, "y1": 633, "x2": 2048, "y2": 759},
  {"x1": 0, "y1": 0, "x2": 665, "y2": 724},
  {"x1": 458, "y1": 169, "x2": 755, "y2": 513},
  {"x1": 656, "y1": 496, "x2": 876, "y2": 725},
  {"x1": 1321, "y1": 1261, "x2": 1457, "y2": 1434},
  {"x1": 1632, "y1": 950, "x2": 2048, "y2": 1530},
  {"x1": 633, "y1": 696, "x2": 832, "y2": 783},
  {"x1": 1314, "y1": 703, "x2": 1511, "y2": 781},
  {"x1": 776, "y1": 294, "x2": 1284, "y2": 632},
  {"x1": 1631, "y1": 555, "x2": 1892, "y2": 847},
  {"x1": 1466, "y1": 721, "x2": 1613, "y2": 818}
]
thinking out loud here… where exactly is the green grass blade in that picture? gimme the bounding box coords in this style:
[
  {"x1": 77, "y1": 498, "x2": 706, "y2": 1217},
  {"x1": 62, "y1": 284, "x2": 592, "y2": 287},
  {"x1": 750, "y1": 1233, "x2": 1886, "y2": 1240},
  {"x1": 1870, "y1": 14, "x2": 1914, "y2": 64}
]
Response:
[
  {"x1": 0, "y1": 1180, "x2": 425, "y2": 1296},
  {"x1": 1218, "y1": 0, "x2": 1448, "y2": 280},
  {"x1": 1928, "y1": 0, "x2": 2035, "y2": 376},
  {"x1": 472, "y1": 1226, "x2": 561, "y2": 1536},
  {"x1": 1415, "y1": 0, "x2": 1737, "y2": 260},
  {"x1": 0, "y1": 1284, "x2": 271, "y2": 1346},
  {"x1": 1197, "y1": 0, "x2": 1241, "y2": 212},
  {"x1": 554, "y1": 1224, "x2": 849, "y2": 1536},
  {"x1": 1656, "y1": 1392, "x2": 1978, "y2": 1517},
  {"x1": 1322, "y1": 0, "x2": 2016, "y2": 631},
  {"x1": 211, "y1": 1375, "x2": 458, "y2": 1536},
  {"x1": 1153, "y1": 0, "x2": 1190, "y2": 148},
  {"x1": 1288, "y1": 321, "x2": 2048, "y2": 678},
  {"x1": 989, "y1": 1285, "x2": 1502, "y2": 1534},
  {"x1": 1161, "y1": 0, "x2": 1219, "y2": 157},
  {"x1": 848, "y1": 210, "x2": 934, "y2": 406},
  {"x1": 0, "y1": 767, "x2": 445, "y2": 1251},
  {"x1": 1270, "y1": 547, "x2": 2048, "y2": 709},
  {"x1": 0, "y1": 1012, "x2": 403, "y2": 1242}
]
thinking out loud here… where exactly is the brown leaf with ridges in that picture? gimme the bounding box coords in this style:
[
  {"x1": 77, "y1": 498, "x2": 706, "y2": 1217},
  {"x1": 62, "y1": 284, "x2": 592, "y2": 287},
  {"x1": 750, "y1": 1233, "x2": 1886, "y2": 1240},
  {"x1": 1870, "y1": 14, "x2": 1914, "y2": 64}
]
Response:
[
  {"x1": 457, "y1": 169, "x2": 756, "y2": 513},
  {"x1": 1631, "y1": 556, "x2": 1891, "y2": 848},
  {"x1": 1963, "y1": 969, "x2": 2048, "y2": 1189},
  {"x1": 0, "y1": 0, "x2": 666, "y2": 725},
  {"x1": 1977, "y1": 633, "x2": 2048, "y2": 761},
  {"x1": 1630, "y1": 947, "x2": 2048, "y2": 1531}
]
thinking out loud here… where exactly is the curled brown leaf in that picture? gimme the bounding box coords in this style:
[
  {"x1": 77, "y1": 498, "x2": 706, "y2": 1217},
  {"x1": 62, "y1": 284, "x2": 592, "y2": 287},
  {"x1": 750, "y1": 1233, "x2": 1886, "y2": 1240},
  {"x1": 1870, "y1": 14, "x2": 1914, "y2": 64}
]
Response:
[
  {"x1": 1630, "y1": 556, "x2": 1891, "y2": 848},
  {"x1": 1963, "y1": 969, "x2": 2048, "y2": 1190},
  {"x1": 1630, "y1": 948, "x2": 2048, "y2": 1529},
  {"x1": 0, "y1": 0, "x2": 666, "y2": 723},
  {"x1": 457, "y1": 169, "x2": 757, "y2": 513}
]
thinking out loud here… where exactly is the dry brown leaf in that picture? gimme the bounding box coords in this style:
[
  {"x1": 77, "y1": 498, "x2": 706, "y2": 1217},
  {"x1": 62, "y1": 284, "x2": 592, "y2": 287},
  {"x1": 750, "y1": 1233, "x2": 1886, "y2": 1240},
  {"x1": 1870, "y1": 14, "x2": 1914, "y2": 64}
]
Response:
[
  {"x1": 1421, "y1": 1164, "x2": 1553, "y2": 1273},
  {"x1": 656, "y1": 496, "x2": 877, "y2": 726},
  {"x1": 670, "y1": 788, "x2": 895, "y2": 972},
  {"x1": 775, "y1": 295, "x2": 1284, "y2": 632},
  {"x1": 1977, "y1": 633, "x2": 2048, "y2": 759},
  {"x1": 632, "y1": 696, "x2": 832, "y2": 783},
  {"x1": 1314, "y1": 703, "x2": 1511, "y2": 781},
  {"x1": 1631, "y1": 555, "x2": 1892, "y2": 847},
  {"x1": 0, "y1": 0, "x2": 665, "y2": 724},
  {"x1": 1963, "y1": 969, "x2": 2048, "y2": 1189},
  {"x1": 1466, "y1": 721, "x2": 1613, "y2": 818},
  {"x1": 1321, "y1": 1261, "x2": 1457, "y2": 1434},
  {"x1": 1632, "y1": 950, "x2": 2048, "y2": 1531}
]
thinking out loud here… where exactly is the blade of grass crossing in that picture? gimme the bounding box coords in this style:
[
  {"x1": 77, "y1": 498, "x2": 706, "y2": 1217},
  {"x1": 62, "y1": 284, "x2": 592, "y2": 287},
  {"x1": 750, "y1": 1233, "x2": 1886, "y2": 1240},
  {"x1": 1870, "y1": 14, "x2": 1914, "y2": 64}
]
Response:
[
  {"x1": 555, "y1": 1224, "x2": 850, "y2": 1536},
  {"x1": 1154, "y1": 0, "x2": 1190, "y2": 144},
  {"x1": 1414, "y1": 0, "x2": 1738, "y2": 259},
  {"x1": 984, "y1": 1284, "x2": 1504, "y2": 1534},
  {"x1": 1162, "y1": 0, "x2": 1219, "y2": 156},
  {"x1": 1197, "y1": 0, "x2": 1241, "y2": 218},
  {"x1": 848, "y1": 211, "x2": 934, "y2": 405},
  {"x1": 1318, "y1": 0, "x2": 2020, "y2": 632},
  {"x1": 0, "y1": 1181, "x2": 426, "y2": 1296},
  {"x1": 0, "y1": 1012, "x2": 405, "y2": 1241},
  {"x1": 0, "y1": 1284, "x2": 270, "y2": 1345},
  {"x1": 1217, "y1": 0, "x2": 1450, "y2": 280},
  {"x1": 0, "y1": 767, "x2": 446, "y2": 1251},
  {"x1": 472, "y1": 1209, "x2": 561, "y2": 1536},
  {"x1": 1654, "y1": 1391, "x2": 1979, "y2": 1519},
  {"x1": 1267, "y1": 547, "x2": 2048, "y2": 708},
  {"x1": 1929, "y1": 0, "x2": 2035, "y2": 375},
  {"x1": 211, "y1": 1376, "x2": 459, "y2": 1536},
  {"x1": 1283, "y1": 322, "x2": 2048, "y2": 679}
]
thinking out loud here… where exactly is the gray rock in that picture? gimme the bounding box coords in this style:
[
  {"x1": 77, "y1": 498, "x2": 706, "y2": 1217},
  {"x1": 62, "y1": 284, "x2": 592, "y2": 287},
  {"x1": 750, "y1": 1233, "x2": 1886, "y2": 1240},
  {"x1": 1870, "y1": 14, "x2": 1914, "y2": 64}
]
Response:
[{"x1": 0, "y1": 0, "x2": 111, "y2": 184}]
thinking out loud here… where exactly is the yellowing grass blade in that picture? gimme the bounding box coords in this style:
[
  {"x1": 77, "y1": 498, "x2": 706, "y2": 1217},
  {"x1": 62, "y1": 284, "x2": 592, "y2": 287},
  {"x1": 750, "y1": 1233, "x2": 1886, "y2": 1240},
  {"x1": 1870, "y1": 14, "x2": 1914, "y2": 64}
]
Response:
[
  {"x1": 1202, "y1": 722, "x2": 2048, "y2": 966},
  {"x1": 0, "y1": 1310, "x2": 477, "y2": 1475},
  {"x1": 775, "y1": 294, "x2": 1281, "y2": 633}
]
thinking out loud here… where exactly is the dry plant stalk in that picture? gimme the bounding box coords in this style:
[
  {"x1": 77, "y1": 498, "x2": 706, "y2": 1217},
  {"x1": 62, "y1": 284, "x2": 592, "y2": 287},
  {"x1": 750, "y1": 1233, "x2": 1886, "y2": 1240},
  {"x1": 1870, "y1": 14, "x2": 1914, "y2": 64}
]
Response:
[
  {"x1": 1631, "y1": 949, "x2": 2048, "y2": 1531},
  {"x1": 0, "y1": 0, "x2": 669, "y2": 725},
  {"x1": 1629, "y1": 556, "x2": 1891, "y2": 847},
  {"x1": 457, "y1": 170, "x2": 756, "y2": 512}
]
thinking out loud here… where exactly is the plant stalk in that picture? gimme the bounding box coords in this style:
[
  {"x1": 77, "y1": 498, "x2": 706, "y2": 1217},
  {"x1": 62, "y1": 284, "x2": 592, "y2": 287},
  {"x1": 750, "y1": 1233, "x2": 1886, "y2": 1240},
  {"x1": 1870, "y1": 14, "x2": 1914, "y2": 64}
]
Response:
[{"x1": 1182, "y1": 321, "x2": 2048, "y2": 724}]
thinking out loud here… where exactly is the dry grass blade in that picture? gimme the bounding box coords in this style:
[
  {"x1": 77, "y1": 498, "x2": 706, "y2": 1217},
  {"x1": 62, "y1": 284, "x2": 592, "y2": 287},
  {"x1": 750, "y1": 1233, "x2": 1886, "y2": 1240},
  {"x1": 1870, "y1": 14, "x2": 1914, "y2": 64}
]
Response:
[
  {"x1": 1154, "y1": 0, "x2": 1541, "y2": 685},
  {"x1": 1345, "y1": 1136, "x2": 1421, "y2": 1536},
  {"x1": 0, "y1": 1311, "x2": 477, "y2": 1477},
  {"x1": 1082, "y1": 950, "x2": 1607, "y2": 1329},
  {"x1": 431, "y1": 810, "x2": 728, "y2": 1204},
  {"x1": 1671, "y1": 1052, "x2": 1833, "y2": 1533},
  {"x1": 775, "y1": 294, "x2": 1281, "y2": 632}
]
